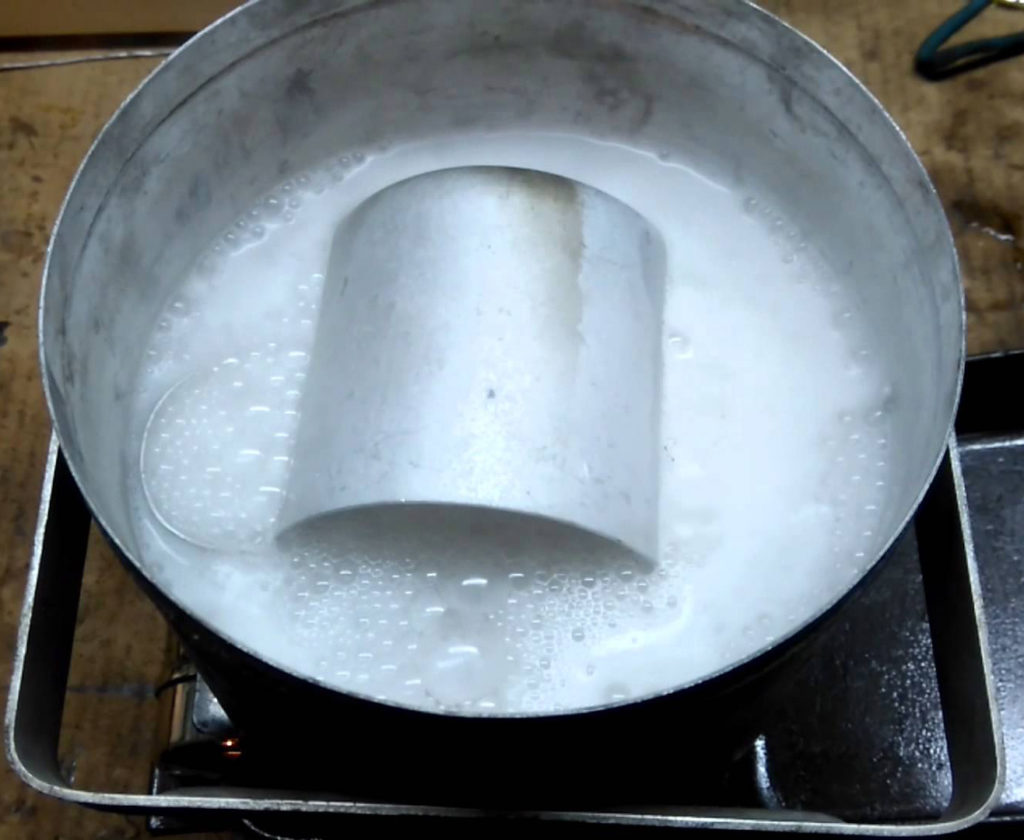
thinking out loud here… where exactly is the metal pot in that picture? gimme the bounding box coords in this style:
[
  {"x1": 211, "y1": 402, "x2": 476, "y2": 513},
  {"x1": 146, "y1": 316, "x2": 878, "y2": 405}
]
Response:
[{"x1": 39, "y1": 0, "x2": 962, "y2": 788}]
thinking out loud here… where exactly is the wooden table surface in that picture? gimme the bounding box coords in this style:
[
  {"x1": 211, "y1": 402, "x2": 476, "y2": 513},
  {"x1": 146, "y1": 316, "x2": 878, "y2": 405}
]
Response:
[{"x1": 1, "y1": 2, "x2": 1022, "y2": 837}]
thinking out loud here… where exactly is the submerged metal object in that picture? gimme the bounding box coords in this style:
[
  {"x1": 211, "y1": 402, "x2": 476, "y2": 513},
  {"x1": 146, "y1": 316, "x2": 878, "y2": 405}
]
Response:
[{"x1": 280, "y1": 167, "x2": 665, "y2": 558}]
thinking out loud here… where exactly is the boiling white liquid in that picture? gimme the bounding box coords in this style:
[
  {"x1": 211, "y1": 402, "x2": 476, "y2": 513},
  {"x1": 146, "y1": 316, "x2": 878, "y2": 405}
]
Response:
[{"x1": 131, "y1": 132, "x2": 894, "y2": 714}]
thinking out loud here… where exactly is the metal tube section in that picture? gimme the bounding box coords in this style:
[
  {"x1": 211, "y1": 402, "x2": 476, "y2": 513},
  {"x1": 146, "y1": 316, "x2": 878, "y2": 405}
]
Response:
[{"x1": 279, "y1": 167, "x2": 666, "y2": 561}]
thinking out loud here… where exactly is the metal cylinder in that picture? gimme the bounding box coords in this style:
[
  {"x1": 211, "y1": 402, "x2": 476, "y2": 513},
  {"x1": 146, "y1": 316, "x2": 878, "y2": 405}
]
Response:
[{"x1": 278, "y1": 167, "x2": 665, "y2": 558}]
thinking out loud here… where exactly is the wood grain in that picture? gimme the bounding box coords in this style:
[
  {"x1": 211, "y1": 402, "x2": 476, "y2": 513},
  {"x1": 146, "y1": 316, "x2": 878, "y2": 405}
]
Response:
[
  {"x1": 0, "y1": 0, "x2": 239, "y2": 38},
  {"x1": 0, "y1": 50, "x2": 219, "y2": 840},
  {"x1": 1, "y1": 3, "x2": 1023, "y2": 837},
  {"x1": 760, "y1": 0, "x2": 1024, "y2": 355}
]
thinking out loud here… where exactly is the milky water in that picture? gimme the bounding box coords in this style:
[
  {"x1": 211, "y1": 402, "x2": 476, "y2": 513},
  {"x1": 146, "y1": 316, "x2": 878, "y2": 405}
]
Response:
[{"x1": 130, "y1": 132, "x2": 894, "y2": 714}]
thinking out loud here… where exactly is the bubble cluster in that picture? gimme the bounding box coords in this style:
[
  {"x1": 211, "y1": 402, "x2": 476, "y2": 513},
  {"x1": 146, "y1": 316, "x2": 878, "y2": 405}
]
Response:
[
  {"x1": 193, "y1": 151, "x2": 369, "y2": 277},
  {"x1": 741, "y1": 195, "x2": 810, "y2": 269},
  {"x1": 265, "y1": 506, "x2": 692, "y2": 712},
  {"x1": 140, "y1": 274, "x2": 323, "y2": 549}
]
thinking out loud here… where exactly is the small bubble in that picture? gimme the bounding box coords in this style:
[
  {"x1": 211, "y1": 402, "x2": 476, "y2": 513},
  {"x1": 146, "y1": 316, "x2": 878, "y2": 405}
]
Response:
[{"x1": 667, "y1": 333, "x2": 694, "y2": 360}]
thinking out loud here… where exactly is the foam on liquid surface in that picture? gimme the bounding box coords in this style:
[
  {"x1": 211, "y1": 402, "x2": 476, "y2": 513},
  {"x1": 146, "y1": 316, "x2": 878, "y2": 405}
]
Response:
[{"x1": 131, "y1": 133, "x2": 895, "y2": 713}]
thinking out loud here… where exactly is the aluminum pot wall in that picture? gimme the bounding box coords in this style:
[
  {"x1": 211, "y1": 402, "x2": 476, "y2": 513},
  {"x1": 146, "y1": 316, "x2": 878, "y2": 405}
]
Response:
[{"x1": 40, "y1": 0, "x2": 962, "y2": 748}]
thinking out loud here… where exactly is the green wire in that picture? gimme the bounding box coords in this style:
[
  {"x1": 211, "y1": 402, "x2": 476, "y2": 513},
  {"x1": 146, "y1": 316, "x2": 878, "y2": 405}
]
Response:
[{"x1": 916, "y1": 0, "x2": 1024, "y2": 79}]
